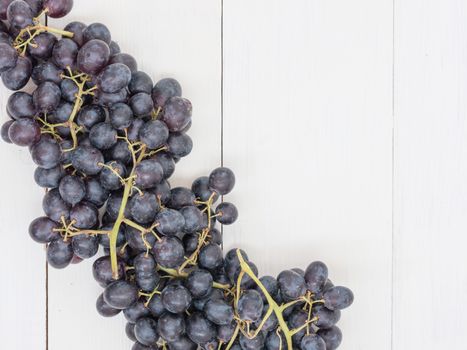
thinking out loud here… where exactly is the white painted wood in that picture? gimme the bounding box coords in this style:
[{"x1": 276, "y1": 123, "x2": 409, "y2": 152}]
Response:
[
  {"x1": 47, "y1": 1, "x2": 221, "y2": 350},
  {"x1": 222, "y1": 1, "x2": 393, "y2": 349},
  {"x1": 393, "y1": 0, "x2": 467, "y2": 348}
]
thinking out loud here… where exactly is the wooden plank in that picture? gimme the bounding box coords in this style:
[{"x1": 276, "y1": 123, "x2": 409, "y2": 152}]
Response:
[
  {"x1": 394, "y1": 0, "x2": 467, "y2": 348},
  {"x1": 222, "y1": 0, "x2": 394, "y2": 349},
  {"x1": 47, "y1": 1, "x2": 221, "y2": 349}
]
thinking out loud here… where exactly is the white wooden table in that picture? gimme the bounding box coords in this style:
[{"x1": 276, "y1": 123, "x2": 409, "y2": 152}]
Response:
[{"x1": 1, "y1": 0, "x2": 466, "y2": 349}]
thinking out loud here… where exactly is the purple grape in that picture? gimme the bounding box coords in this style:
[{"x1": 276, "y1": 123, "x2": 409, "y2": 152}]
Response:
[
  {"x1": 97, "y1": 63, "x2": 131, "y2": 93},
  {"x1": 7, "y1": 0, "x2": 33, "y2": 34},
  {"x1": 129, "y1": 71, "x2": 153, "y2": 94},
  {"x1": 77, "y1": 39, "x2": 110, "y2": 75},
  {"x1": 134, "y1": 159, "x2": 164, "y2": 189},
  {"x1": 63, "y1": 21, "x2": 86, "y2": 47},
  {"x1": 317, "y1": 326, "x2": 342, "y2": 350},
  {"x1": 323, "y1": 286, "x2": 354, "y2": 310},
  {"x1": 161, "y1": 97, "x2": 192, "y2": 132},
  {"x1": 157, "y1": 313, "x2": 185, "y2": 342},
  {"x1": 8, "y1": 118, "x2": 40, "y2": 146},
  {"x1": 215, "y1": 202, "x2": 238, "y2": 225},
  {"x1": 1, "y1": 55, "x2": 32, "y2": 90},
  {"x1": 32, "y1": 61, "x2": 63, "y2": 85},
  {"x1": 208, "y1": 167, "x2": 235, "y2": 195},
  {"x1": 0, "y1": 42, "x2": 18, "y2": 72},
  {"x1": 28, "y1": 32, "x2": 56, "y2": 59},
  {"x1": 167, "y1": 132, "x2": 193, "y2": 158},
  {"x1": 47, "y1": 238, "x2": 73, "y2": 268},
  {"x1": 123, "y1": 300, "x2": 151, "y2": 324},
  {"x1": 71, "y1": 145, "x2": 104, "y2": 175},
  {"x1": 34, "y1": 165, "x2": 65, "y2": 188},
  {"x1": 134, "y1": 317, "x2": 159, "y2": 346},
  {"x1": 129, "y1": 92, "x2": 153, "y2": 117},
  {"x1": 109, "y1": 52, "x2": 137, "y2": 73},
  {"x1": 42, "y1": 188, "x2": 70, "y2": 222},
  {"x1": 43, "y1": 0, "x2": 73, "y2": 18},
  {"x1": 186, "y1": 312, "x2": 216, "y2": 344},
  {"x1": 33, "y1": 81, "x2": 61, "y2": 112},
  {"x1": 237, "y1": 289, "x2": 263, "y2": 322},
  {"x1": 30, "y1": 137, "x2": 61, "y2": 169},
  {"x1": 109, "y1": 102, "x2": 133, "y2": 130},
  {"x1": 83, "y1": 22, "x2": 111, "y2": 44},
  {"x1": 1, "y1": 119, "x2": 14, "y2": 143},
  {"x1": 138, "y1": 120, "x2": 169, "y2": 150},
  {"x1": 152, "y1": 236, "x2": 185, "y2": 268},
  {"x1": 103, "y1": 280, "x2": 139, "y2": 310},
  {"x1": 29, "y1": 216, "x2": 60, "y2": 243},
  {"x1": 52, "y1": 38, "x2": 78, "y2": 69},
  {"x1": 96, "y1": 293, "x2": 121, "y2": 317},
  {"x1": 71, "y1": 233, "x2": 99, "y2": 259},
  {"x1": 152, "y1": 78, "x2": 181, "y2": 108},
  {"x1": 7, "y1": 91, "x2": 35, "y2": 119}
]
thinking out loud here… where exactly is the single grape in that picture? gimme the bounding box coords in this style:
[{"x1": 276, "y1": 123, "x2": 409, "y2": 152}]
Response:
[
  {"x1": 8, "y1": 118, "x2": 40, "y2": 146},
  {"x1": 157, "y1": 312, "x2": 185, "y2": 342},
  {"x1": 52, "y1": 38, "x2": 78, "y2": 69},
  {"x1": 186, "y1": 312, "x2": 216, "y2": 344},
  {"x1": 237, "y1": 289, "x2": 263, "y2": 322},
  {"x1": 7, "y1": 0, "x2": 33, "y2": 34},
  {"x1": 28, "y1": 32, "x2": 56, "y2": 59},
  {"x1": 7, "y1": 91, "x2": 35, "y2": 119},
  {"x1": 185, "y1": 269, "x2": 213, "y2": 299},
  {"x1": 99, "y1": 160, "x2": 126, "y2": 190},
  {"x1": 98, "y1": 224, "x2": 125, "y2": 248},
  {"x1": 71, "y1": 233, "x2": 99, "y2": 259},
  {"x1": 1, "y1": 120, "x2": 14, "y2": 143},
  {"x1": 83, "y1": 22, "x2": 111, "y2": 44},
  {"x1": 167, "y1": 336, "x2": 197, "y2": 350},
  {"x1": 215, "y1": 202, "x2": 238, "y2": 225},
  {"x1": 129, "y1": 71, "x2": 153, "y2": 94},
  {"x1": 208, "y1": 167, "x2": 235, "y2": 195},
  {"x1": 109, "y1": 102, "x2": 133, "y2": 130},
  {"x1": 168, "y1": 187, "x2": 195, "y2": 209},
  {"x1": 146, "y1": 294, "x2": 165, "y2": 318},
  {"x1": 109, "y1": 52, "x2": 137, "y2": 73},
  {"x1": 152, "y1": 180, "x2": 171, "y2": 205},
  {"x1": 109, "y1": 40, "x2": 120, "y2": 56},
  {"x1": 124, "y1": 225, "x2": 156, "y2": 253},
  {"x1": 134, "y1": 317, "x2": 159, "y2": 346},
  {"x1": 128, "y1": 192, "x2": 159, "y2": 224},
  {"x1": 123, "y1": 300, "x2": 151, "y2": 324},
  {"x1": 312, "y1": 305, "x2": 341, "y2": 329},
  {"x1": 278, "y1": 270, "x2": 307, "y2": 300},
  {"x1": 288, "y1": 309, "x2": 308, "y2": 345},
  {"x1": 161, "y1": 284, "x2": 192, "y2": 314},
  {"x1": 71, "y1": 145, "x2": 104, "y2": 175},
  {"x1": 77, "y1": 39, "x2": 110, "y2": 75},
  {"x1": 323, "y1": 286, "x2": 354, "y2": 310},
  {"x1": 161, "y1": 96, "x2": 192, "y2": 132},
  {"x1": 42, "y1": 188, "x2": 70, "y2": 222},
  {"x1": 105, "y1": 140, "x2": 132, "y2": 165},
  {"x1": 266, "y1": 331, "x2": 285, "y2": 350},
  {"x1": 89, "y1": 122, "x2": 117, "y2": 150},
  {"x1": 134, "y1": 253, "x2": 159, "y2": 292},
  {"x1": 134, "y1": 159, "x2": 164, "y2": 189},
  {"x1": 152, "y1": 236, "x2": 185, "y2": 268},
  {"x1": 192, "y1": 176, "x2": 219, "y2": 202},
  {"x1": 92, "y1": 255, "x2": 125, "y2": 287},
  {"x1": 316, "y1": 326, "x2": 342, "y2": 350},
  {"x1": 198, "y1": 244, "x2": 223, "y2": 270},
  {"x1": 103, "y1": 280, "x2": 139, "y2": 310},
  {"x1": 30, "y1": 137, "x2": 61, "y2": 169},
  {"x1": 43, "y1": 0, "x2": 73, "y2": 18},
  {"x1": 304, "y1": 261, "x2": 328, "y2": 293},
  {"x1": 126, "y1": 322, "x2": 136, "y2": 342},
  {"x1": 94, "y1": 87, "x2": 128, "y2": 106},
  {"x1": 300, "y1": 334, "x2": 326, "y2": 350},
  {"x1": 96, "y1": 293, "x2": 121, "y2": 317},
  {"x1": 204, "y1": 298, "x2": 234, "y2": 326},
  {"x1": 179, "y1": 206, "x2": 202, "y2": 233},
  {"x1": 63, "y1": 21, "x2": 86, "y2": 47},
  {"x1": 256, "y1": 276, "x2": 279, "y2": 302},
  {"x1": 167, "y1": 132, "x2": 193, "y2": 158},
  {"x1": 33, "y1": 81, "x2": 61, "y2": 112},
  {"x1": 239, "y1": 332, "x2": 265, "y2": 350},
  {"x1": 98, "y1": 63, "x2": 131, "y2": 93},
  {"x1": 0, "y1": 0, "x2": 14, "y2": 20},
  {"x1": 76, "y1": 104, "x2": 106, "y2": 129},
  {"x1": 217, "y1": 322, "x2": 237, "y2": 343},
  {"x1": 23, "y1": 0, "x2": 41, "y2": 15},
  {"x1": 59, "y1": 175, "x2": 86, "y2": 205},
  {"x1": 127, "y1": 117, "x2": 145, "y2": 142},
  {"x1": 152, "y1": 151, "x2": 175, "y2": 179},
  {"x1": 29, "y1": 216, "x2": 60, "y2": 243},
  {"x1": 154, "y1": 208, "x2": 185, "y2": 236},
  {"x1": 138, "y1": 120, "x2": 169, "y2": 150},
  {"x1": 84, "y1": 177, "x2": 109, "y2": 207},
  {"x1": 46, "y1": 238, "x2": 73, "y2": 268},
  {"x1": 208, "y1": 228, "x2": 222, "y2": 245},
  {"x1": 129, "y1": 92, "x2": 153, "y2": 117},
  {"x1": 1, "y1": 55, "x2": 32, "y2": 90},
  {"x1": 31, "y1": 60, "x2": 63, "y2": 85},
  {"x1": 0, "y1": 42, "x2": 18, "y2": 73},
  {"x1": 60, "y1": 79, "x2": 79, "y2": 102},
  {"x1": 69, "y1": 202, "x2": 98, "y2": 229},
  {"x1": 152, "y1": 78, "x2": 182, "y2": 108}
]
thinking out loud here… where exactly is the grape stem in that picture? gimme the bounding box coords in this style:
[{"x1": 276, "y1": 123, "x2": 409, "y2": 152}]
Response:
[
  {"x1": 14, "y1": 24, "x2": 74, "y2": 55},
  {"x1": 157, "y1": 265, "x2": 231, "y2": 291}
]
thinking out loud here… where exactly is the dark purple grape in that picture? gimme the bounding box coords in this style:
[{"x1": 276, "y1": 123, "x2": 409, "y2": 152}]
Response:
[
  {"x1": 192, "y1": 176, "x2": 219, "y2": 202},
  {"x1": 98, "y1": 63, "x2": 131, "y2": 93},
  {"x1": 129, "y1": 71, "x2": 153, "y2": 94},
  {"x1": 134, "y1": 253, "x2": 159, "y2": 291},
  {"x1": 152, "y1": 78, "x2": 181, "y2": 108},
  {"x1": 239, "y1": 332, "x2": 265, "y2": 350},
  {"x1": 134, "y1": 159, "x2": 164, "y2": 189},
  {"x1": 109, "y1": 102, "x2": 133, "y2": 130},
  {"x1": 31, "y1": 61, "x2": 63, "y2": 85},
  {"x1": 47, "y1": 238, "x2": 73, "y2": 268},
  {"x1": 217, "y1": 322, "x2": 237, "y2": 343},
  {"x1": 1, "y1": 55, "x2": 32, "y2": 90},
  {"x1": 30, "y1": 137, "x2": 61, "y2": 169},
  {"x1": 0, "y1": 0, "x2": 14, "y2": 20},
  {"x1": 89, "y1": 122, "x2": 117, "y2": 150},
  {"x1": 300, "y1": 334, "x2": 326, "y2": 350},
  {"x1": 71, "y1": 233, "x2": 99, "y2": 259},
  {"x1": 7, "y1": 0, "x2": 33, "y2": 33},
  {"x1": 104, "y1": 280, "x2": 139, "y2": 310},
  {"x1": 167, "y1": 336, "x2": 197, "y2": 350},
  {"x1": 23, "y1": 0, "x2": 41, "y2": 15},
  {"x1": 317, "y1": 326, "x2": 342, "y2": 350},
  {"x1": 147, "y1": 294, "x2": 165, "y2": 318},
  {"x1": 28, "y1": 32, "x2": 56, "y2": 59},
  {"x1": 277, "y1": 270, "x2": 307, "y2": 300},
  {"x1": 59, "y1": 175, "x2": 85, "y2": 205},
  {"x1": 0, "y1": 42, "x2": 18, "y2": 72},
  {"x1": 154, "y1": 209, "x2": 185, "y2": 236},
  {"x1": 127, "y1": 118, "x2": 145, "y2": 142},
  {"x1": 208, "y1": 167, "x2": 235, "y2": 195},
  {"x1": 304, "y1": 261, "x2": 328, "y2": 293},
  {"x1": 42, "y1": 188, "x2": 70, "y2": 222},
  {"x1": 7, "y1": 91, "x2": 35, "y2": 119},
  {"x1": 92, "y1": 255, "x2": 125, "y2": 286},
  {"x1": 215, "y1": 202, "x2": 238, "y2": 225},
  {"x1": 208, "y1": 228, "x2": 222, "y2": 245},
  {"x1": 323, "y1": 286, "x2": 354, "y2": 310},
  {"x1": 152, "y1": 236, "x2": 185, "y2": 268},
  {"x1": 179, "y1": 206, "x2": 202, "y2": 233},
  {"x1": 134, "y1": 317, "x2": 159, "y2": 347},
  {"x1": 33, "y1": 81, "x2": 61, "y2": 112},
  {"x1": 77, "y1": 39, "x2": 110, "y2": 75},
  {"x1": 161, "y1": 97, "x2": 192, "y2": 132},
  {"x1": 43, "y1": 0, "x2": 73, "y2": 18},
  {"x1": 8, "y1": 118, "x2": 40, "y2": 146},
  {"x1": 237, "y1": 289, "x2": 263, "y2": 322},
  {"x1": 29, "y1": 216, "x2": 60, "y2": 243},
  {"x1": 63, "y1": 21, "x2": 86, "y2": 47},
  {"x1": 266, "y1": 331, "x2": 285, "y2": 350},
  {"x1": 288, "y1": 309, "x2": 308, "y2": 345},
  {"x1": 94, "y1": 87, "x2": 128, "y2": 106},
  {"x1": 152, "y1": 180, "x2": 171, "y2": 205},
  {"x1": 60, "y1": 79, "x2": 79, "y2": 102},
  {"x1": 198, "y1": 244, "x2": 223, "y2": 270},
  {"x1": 0, "y1": 31, "x2": 12, "y2": 45},
  {"x1": 185, "y1": 269, "x2": 213, "y2": 299},
  {"x1": 168, "y1": 187, "x2": 195, "y2": 209},
  {"x1": 83, "y1": 22, "x2": 111, "y2": 44},
  {"x1": 204, "y1": 298, "x2": 234, "y2": 326},
  {"x1": 99, "y1": 160, "x2": 125, "y2": 190},
  {"x1": 99, "y1": 223, "x2": 125, "y2": 248},
  {"x1": 186, "y1": 312, "x2": 216, "y2": 344},
  {"x1": 109, "y1": 52, "x2": 137, "y2": 73},
  {"x1": 76, "y1": 104, "x2": 106, "y2": 129},
  {"x1": 126, "y1": 322, "x2": 136, "y2": 341},
  {"x1": 105, "y1": 191, "x2": 129, "y2": 219},
  {"x1": 1, "y1": 120, "x2": 14, "y2": 143},
  {"x1": 129, "y1": 192, "x2": 159, "y2": 224},
  {"x1": 312, "y1": 305, "x2": 341, "y2": 329},
  {"x1": 71, "y1": 145, "x2": 104, "y2": 175},
  {"x1": 192, "y1": 288, "x2": 223, "y2": 312},
  {"x1": 224, "y1": 248, "x2": 249, "y2": 282},
  {"x1": 109, "y1": 41, "x2": 120, "y2": 56},
  {"x1": 138, "y1": 120, "x2": 168, "y2": 150},
  {"x1": 152, "y1": 151, "x2": 175, "y2": 179},
  {"x1": 84, "y1": 177, "x2": 109, "y2": 207},
  {"x1": 157, "y1": 313, "x2": 185, "y2": 342},
  {"x1": 106, "y1": 140, "x2": 132, "y2": 165},
  {"x1": 123, "y1": 300, "x2": 151, "y2": 324},
  {"x1": 70, "y1": 202, "x2": 98, "y2": 229},
  {"x1": 52, "y1": 38, "x2": 78, "y2": 69},
  {"x1": 129, "y1": 92, "x2": 153, "y2": 117},
  {"x1": 167, "y1": 132, "x2": 192, "y2": 158},
  {"x1": 96, "y1": 293, "x2": 121, "y2": 317},
  {"x1": 47, "y1": 102, "x2": 73, "y2": 137}
]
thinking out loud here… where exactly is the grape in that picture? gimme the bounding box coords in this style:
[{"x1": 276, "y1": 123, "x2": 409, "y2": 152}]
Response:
[
  {"x1": 89, "y1": 122, "x2": 117, "y2": 150},
  {"x1": 60, "y1": 79, "x2": 78, "y2": 102},
  {"x1": 134, "y1": 159, "x2": 164, "y2": 189},
  {"x1": 83, "y1": 22, "x2": 111, "y2": 44},
  {"x1": 239, "y1": 332, "x2": 265, "y2": 350},
  {"x1": 179, "y1": 206, "x2": 202, "y2": 233},
  {"x1": 71, "y1": 145, "x2": 104, "y2": 175},
  {"x1": 215, "y1": 202, "x2": 238, "y2": 225},
  {"x1": 192, "y1": 288, "x2": 223, "y2": 312},
  {"x1": 185, "y1": 269, "x2": 213, "y2": 299},
  {"x1": 0, "y1": 0, "x2": 14, "y2": 20},
  {"x1": 99, "y1": 224, "x2": 125, "y2": 248},
  {"x1": 209, "y1": 167, "x2": 235, "y2": 195},
  {"x1": 33, "y1": 81, "x2": 61, "y2": 112},
  {"x1": 277, "y1": 270, "x2": 307, "y2": 300},
  {"x1": 77, "y1": 39, "x2": 110, "y2": 75},
  {"x1": 99, "y1": 161, "x2": 126, "y2": 190},
  {"x1": 152, "y1": 78, "x2": 181, "y2": 108},
  {"x1": 129, "y1": 71, "x2": 153, "y2": 94},
  {"x1": 28, "y1": 32, "x2": 56, "y2": 59},
  {"x1": 167, "y1": 132, "x2": 193, "y2": 158},
  {"x1": 29, "y1": 216, "x2": 60, "y2": 243},
  {"x1": 192, "y1": 176, "x2": 219, "y2": 202},
  {"x1": 104, "y1": 280, "x2": 139, "y2": 310},
  {"x1": 125, "y1": 225, "x2": 156, "y2": 253},
  {"x1": 300, "y1": 334, "x2": 326, "y2": 350},
  {"x1": 42, "y1": 188, "x2": 70, "y2": 222},
  {"x1": 127, "y1": 118, "x2": 145, "y2": 142},
  {"x1": 109, "y1": 102, "x2": 133, "y2": 130},
  {"x1": 8, "y1": 118, "x2": 40, "y2": 146},
  {"x1": 7, "y1": 0, "x2": 33, "y2": 34},
  {"x1": 154, "y1": 209, "x2": 185, "y2": 236},
  {"x1": 129, "y1": 92, "x2": 153, "y2": 117},
  {"x1": 98, "y1": 63, "x2": 131, "y2": 93},
  {"x1": 70, "y1": 202, "x2": 98, "y2": 229},
  {"x1": 312, "y1": 305, "x2": 341, "y2": 329},
  {"x1": 134, "y1": 317, "x2": 159, "y2": 346},
  {"x1": 254, "y1": 308, "x2": 278, "y2": 332},
  {"x1": 208, "y1": 228, "x2": 222, "y2": 245},
  {"x1": 32, "y1": 61, "x2": 63, "y2": 85},
  {"x1": 95, "y1": 87, "x2": 128, "y2": 106},
  {"x1": 63, "y1": 21, "x2": 86, "y2": 47},
  {"x1": 0, "y1": 31, "x2": 12, "y2": 45},
  {"x1": 106, "y1": 140, "x2": 132, "y2": 165},
  {"x1": 59, "y1": 175, "x2": 85, "y2": 205},
  {"x1": 266, "y1": 331, "x2": 285, "y2": 350},
  {"x1": 168, "y1": 187, "x2": 195, "y2": 209},
  {"x1": 76, "y1": 104, "x2": 106, "y2": 129},
  {"x1": 152, "y1": 152, "x2": 175, "y2": 179},
  {"x1": 23, "y1": 0, "x2": 41, "y2": 15},
  {"x1": 134, "y1": 253, "x2": 159, "y2": 292},
  {"x1": 147, "y1": 294, "x2": 165, "y2": 318},
  {"x1": 128, "y1": 192, "x2": 159, "y2": 224},
  {"x1": 126, "y1": 322, "x2": 136, "y2": 341},
  {"x1": 52, "y1": 38, "x2": 78, "y2": 69},
  {"x1": 2, "y1": 55, "x2": 32, "y2": 90},
  {"x1": 123, "y1": 300, "x2": 151, "y2": 324},
  {"x1": 304, "y1": 261, "x2": 328, "y2": 293},
  {"x1": 7, "y1": 91, "x2": 35, "y2": 119},
  {"x1": 204, "y1": 298, "x2": 234, "y2": 326},
  {"x1": 288, "y1": 309, "x2": 308, "y2": 345},
  {"x1": 157, "y1": 312, "x2": 185, "y2": 342},
  {"x1": 43, "y1": 0, "x2": 73, "y2": 18},
  {"x1": 198, "y1": 243, "x2": 223, "y2": 270},
  {"x1": 167, "y1": 336, "x2": 197, "y2": 350},
  {"x1": 47, "y1": 238, "x2": 73, "y2": 268},
  {"x1": 152, "y1": 236, "x2": 185, "y2": 268},
  {"x1": 109, "y1": 40, "x2": 120, "y2": 56},
  {"x1": 72, "y1": 233, "x2": 99, "y2": 259},
  {"x1": 96, "y1": 293, "x2": 121, "y2": 317},
  {"x1": 256, "y1": 276, "x2": 278, "y2": 302},
  {"x1": 152, "y1": 180, "x2": 171, "y2": 205},
  {"x1": 0, "y1": 42, "x2": 18, "y2": 72},
  {"x1": 92, "y1": 255, "x2": 125, "y2": 287},
  {"x1": 317, "y1": 326, "x2": 342, "y2": 350},
  {"x1": 109, "y1": 52, "x2": 137, "y2": 73},
  {"x1": 186, "y1": 312, "x2": 216, "y2": 344},
  {"x1": 30, "y1": 137, "x2": 61, "y2": 169},
  {"x1": 161, "y1": 284, "x2": 192, "y2": 314},
  {"x1": 161, "y1": 97, "x2": 192, "y2": 132},
  {"x1": 138, "y1": 120, "x2": 169, "y2": 150},
  {"x1": 84, "y1": 177, "x2": 109, "y2": 207},
  {"x1": 1, "y1": 120, "x2": 14, "y2": 143},
  {"x1": 323, "y1": 286, "x2": 354, "y2": 310},
  {"x1": 217, "y1": 322, "x2": 237, "y2": 343},
  {"x1": 237, "y1": 289, "x2": 263, "y2": 322}
]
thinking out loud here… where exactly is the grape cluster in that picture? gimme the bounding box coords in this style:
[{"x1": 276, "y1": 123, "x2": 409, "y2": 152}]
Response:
[{"x1": 0, "y1": 1, "x2": 354, "y2": 349}]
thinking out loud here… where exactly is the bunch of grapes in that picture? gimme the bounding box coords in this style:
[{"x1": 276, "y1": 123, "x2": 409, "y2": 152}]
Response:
[{"x1": 0, "y1": 1, "x2": 354, "y2": 349}]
